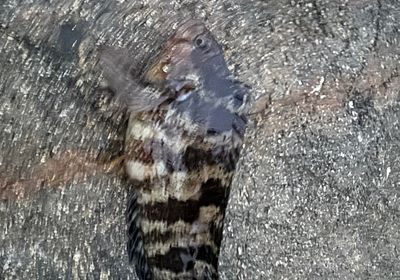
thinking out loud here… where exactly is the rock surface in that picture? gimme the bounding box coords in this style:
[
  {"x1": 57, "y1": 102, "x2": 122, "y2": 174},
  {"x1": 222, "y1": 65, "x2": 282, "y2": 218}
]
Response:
[{"x1": 1, "y1": 0, "x2": 400, "y2": 279}]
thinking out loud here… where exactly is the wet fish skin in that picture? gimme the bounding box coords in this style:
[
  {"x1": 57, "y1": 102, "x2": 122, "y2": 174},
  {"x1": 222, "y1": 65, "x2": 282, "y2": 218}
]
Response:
[{"x1": 100, "y1": 19, "x2": 248, "y2": 280}]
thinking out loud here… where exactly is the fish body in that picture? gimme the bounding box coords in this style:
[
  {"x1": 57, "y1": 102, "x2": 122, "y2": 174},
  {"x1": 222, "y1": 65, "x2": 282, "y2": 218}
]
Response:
[{"x1": 101, "y1": 20, "x2": 247, "y2": 280}]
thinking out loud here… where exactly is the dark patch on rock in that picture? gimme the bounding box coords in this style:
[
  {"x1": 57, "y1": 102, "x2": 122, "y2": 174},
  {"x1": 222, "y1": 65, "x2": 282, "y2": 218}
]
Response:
[
  {"x1": 58, "y1": 21, "x2": 86, "y2": 56},
  {"x1": 344, "y1": 88, "x2": 377, "y2": 127}
]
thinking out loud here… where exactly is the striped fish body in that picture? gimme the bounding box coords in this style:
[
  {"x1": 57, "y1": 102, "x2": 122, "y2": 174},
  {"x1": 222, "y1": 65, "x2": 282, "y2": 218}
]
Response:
[
  {"x1": 100, "y1": 20, "x2": 248, "y2": 280},
  {"x1": 125, "y1": 108, "x2": 244, "y2": 280}
]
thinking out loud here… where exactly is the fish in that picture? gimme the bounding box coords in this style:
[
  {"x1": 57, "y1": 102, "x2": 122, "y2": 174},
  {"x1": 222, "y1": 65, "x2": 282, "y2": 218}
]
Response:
[{"x1": 100, "y1": 19, "x2": 248, "y2": 280}]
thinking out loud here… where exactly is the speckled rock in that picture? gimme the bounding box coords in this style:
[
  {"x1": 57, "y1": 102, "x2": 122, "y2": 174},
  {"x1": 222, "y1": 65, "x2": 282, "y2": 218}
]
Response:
[{"x1": 1, "y1": 0, "x2": 400, "y2": 279}]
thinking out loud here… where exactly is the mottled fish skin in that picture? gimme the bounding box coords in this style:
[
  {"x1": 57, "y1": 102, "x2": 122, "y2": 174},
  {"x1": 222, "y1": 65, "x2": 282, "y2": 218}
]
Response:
[{"x1": 101, "y1": 19, "x2": 248, "y2": 280}]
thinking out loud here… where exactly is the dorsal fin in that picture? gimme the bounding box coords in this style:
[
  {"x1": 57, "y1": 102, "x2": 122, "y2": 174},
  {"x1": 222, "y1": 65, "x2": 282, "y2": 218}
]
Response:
[{"x1": 126, "y1": 192, "x2": 153, "y2": 280}]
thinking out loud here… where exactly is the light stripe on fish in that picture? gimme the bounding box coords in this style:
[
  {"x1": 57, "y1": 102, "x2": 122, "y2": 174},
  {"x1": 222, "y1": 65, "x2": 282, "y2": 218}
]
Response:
[{"x1": 100, "y1": 19, "x2": 248, "y2": 280}]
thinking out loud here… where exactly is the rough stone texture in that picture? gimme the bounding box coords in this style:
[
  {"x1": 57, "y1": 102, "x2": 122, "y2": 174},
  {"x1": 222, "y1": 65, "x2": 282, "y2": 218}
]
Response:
[{"x1": 1, "y1": 0, "x2": 400, "y2": 279}]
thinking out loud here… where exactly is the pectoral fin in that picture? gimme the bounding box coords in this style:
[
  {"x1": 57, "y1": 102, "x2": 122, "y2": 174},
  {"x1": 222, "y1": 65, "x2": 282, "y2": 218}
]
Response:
[{"x1": 99, "y1": 46, "x2": 169, "y2": 114}]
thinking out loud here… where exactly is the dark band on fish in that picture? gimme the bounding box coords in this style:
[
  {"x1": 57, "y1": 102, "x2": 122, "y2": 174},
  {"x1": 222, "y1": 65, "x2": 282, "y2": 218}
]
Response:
[
  {"x1": 127, "y1": 136, "x2": 241, "y2": 171},
  {"x1": 183, "y1": 146, "x2": 240, "y2": 172},
  {"x1": 144, "y1": 198, "x2": 200, "y2": 223},
  {"x1": 143, "y1": 225, "x2": 219, "y2": 250},
  {"x1": 143, "y1": 178, "x2": 228, "y2": 224},
  {"x1": 145, "y1": 227, "x2": 175, "y2": 244}
]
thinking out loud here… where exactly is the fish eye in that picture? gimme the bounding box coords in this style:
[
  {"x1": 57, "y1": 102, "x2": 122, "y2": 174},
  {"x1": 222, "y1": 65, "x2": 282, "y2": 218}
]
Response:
[
  {"x1": 194, "y1": 35, "x2": 209, "y2": 50},
  {"x1": 234, "y1": 92, "x2": 244, "y2": 102}
]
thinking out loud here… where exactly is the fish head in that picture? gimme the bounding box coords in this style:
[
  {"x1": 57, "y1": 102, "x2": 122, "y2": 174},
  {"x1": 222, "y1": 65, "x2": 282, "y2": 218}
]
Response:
[
  {"x1": 146, "y1": 20, "x2": 247, "y2": 136},
  {"x1": 145, "y1": 19, "x2": 225, "y2": 89}
]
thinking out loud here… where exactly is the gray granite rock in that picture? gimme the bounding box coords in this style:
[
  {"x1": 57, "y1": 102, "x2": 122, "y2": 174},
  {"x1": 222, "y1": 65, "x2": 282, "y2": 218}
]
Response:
[{"x1": 1, "y1": 0, "x2": 399, "y2": 279}]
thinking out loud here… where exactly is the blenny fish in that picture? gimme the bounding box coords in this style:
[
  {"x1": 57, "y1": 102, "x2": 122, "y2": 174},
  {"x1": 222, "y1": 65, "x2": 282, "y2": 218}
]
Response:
[{"x1": 100, "y1": 19, "x2": 248, "y2": 280}]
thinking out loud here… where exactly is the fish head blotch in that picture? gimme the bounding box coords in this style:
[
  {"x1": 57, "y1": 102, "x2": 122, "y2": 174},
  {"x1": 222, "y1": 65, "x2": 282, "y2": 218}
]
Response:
[{"x1": 174, "y1": 92, "x2": 247, "y2": 137}]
